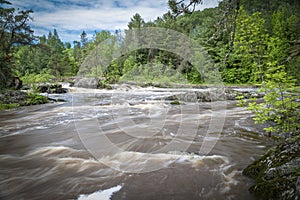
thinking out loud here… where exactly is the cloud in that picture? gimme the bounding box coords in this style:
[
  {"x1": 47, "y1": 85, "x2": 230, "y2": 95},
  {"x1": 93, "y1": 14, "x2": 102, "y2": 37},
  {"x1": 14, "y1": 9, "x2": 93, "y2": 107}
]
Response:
[{"x1": 9, "y1": 0, "x2": 220, "y2": 43}]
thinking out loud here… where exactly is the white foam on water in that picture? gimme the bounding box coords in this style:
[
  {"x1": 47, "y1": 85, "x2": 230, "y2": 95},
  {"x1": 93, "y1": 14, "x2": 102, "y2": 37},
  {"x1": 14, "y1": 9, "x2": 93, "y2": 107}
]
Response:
[
  {"x1": 78, "y1": 185, "x2": 123, "y2": 200},
  {"x1": 101, "y1": 151, "x2": 230, "y2": 173}
]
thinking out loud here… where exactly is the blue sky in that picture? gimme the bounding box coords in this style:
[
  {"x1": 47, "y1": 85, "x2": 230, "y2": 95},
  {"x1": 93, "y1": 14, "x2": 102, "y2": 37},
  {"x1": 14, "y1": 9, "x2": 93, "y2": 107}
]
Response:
[{"x1": 9, "y1": 0, "x2": 220, "y2": 43}]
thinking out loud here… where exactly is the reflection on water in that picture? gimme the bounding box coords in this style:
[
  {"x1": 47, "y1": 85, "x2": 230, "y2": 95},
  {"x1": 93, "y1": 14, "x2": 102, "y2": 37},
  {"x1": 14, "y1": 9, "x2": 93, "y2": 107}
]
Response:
[{"x1": 0, "y1": 86, "x2": 269, "y2": 200}]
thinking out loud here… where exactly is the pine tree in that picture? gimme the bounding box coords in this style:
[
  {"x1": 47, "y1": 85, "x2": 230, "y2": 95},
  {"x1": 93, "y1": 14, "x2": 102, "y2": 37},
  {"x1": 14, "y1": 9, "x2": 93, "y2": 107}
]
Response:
[{"x1": 0, "y1": 1, "x2": 34, "y2": 87}]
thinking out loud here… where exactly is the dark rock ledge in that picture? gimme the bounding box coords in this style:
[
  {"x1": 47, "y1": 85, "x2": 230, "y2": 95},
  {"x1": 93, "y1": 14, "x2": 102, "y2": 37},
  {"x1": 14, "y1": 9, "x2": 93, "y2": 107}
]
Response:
[{"x1": 243, "y1": 139, "x2": 300, "y2": 200}]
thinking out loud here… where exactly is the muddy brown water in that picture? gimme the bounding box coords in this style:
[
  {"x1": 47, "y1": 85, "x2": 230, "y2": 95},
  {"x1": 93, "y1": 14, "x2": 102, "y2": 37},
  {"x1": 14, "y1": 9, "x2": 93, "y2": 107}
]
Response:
[{"x1": 0, "y1": 86, "x2": 271, "y2": 200}]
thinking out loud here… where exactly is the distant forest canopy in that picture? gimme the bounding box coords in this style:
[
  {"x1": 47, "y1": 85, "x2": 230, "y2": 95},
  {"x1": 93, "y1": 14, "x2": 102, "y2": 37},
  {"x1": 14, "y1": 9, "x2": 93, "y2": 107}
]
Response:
[{"x1": 0, "y1": 0, "x2": 300, "y2": 87}]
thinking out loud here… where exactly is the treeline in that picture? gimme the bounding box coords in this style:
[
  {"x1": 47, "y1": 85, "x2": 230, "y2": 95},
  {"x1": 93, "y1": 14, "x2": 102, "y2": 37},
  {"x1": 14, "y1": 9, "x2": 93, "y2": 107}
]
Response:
[
  {"x1": 1, "y1": 0, "x2": 300, "y2": 87},
  {"x1": 15, "y1": 29, "x2": 115, "y2": 79}
]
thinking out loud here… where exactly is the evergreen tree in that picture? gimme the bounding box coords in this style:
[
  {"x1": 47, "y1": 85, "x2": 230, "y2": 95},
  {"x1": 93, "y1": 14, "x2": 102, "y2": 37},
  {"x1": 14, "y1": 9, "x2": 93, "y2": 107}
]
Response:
[{"x1": 0, "y1": 0, "x2": 34, "y2": 87}]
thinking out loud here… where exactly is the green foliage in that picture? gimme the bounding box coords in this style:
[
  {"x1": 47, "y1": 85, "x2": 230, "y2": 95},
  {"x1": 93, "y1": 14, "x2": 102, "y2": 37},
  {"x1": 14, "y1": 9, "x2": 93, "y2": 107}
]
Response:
[
  {"x1": 168, "y1": 0, "x2": 203, "y2": 16},
  {"x1": 25, "y1": 93, "x2": 48, "y2": 105},
  {"x1": 2, "y1": 0, "x2": 300, "y2": 88},
  {"x1": 105, "y1": 60, "x2": 122, "y2": 83},
  {"x1": 128, "y1": 13, "x2": 145, "y2": 29},
  {"x1": 0, "y1": 1, "x2": 34, "y2": 88},
  {"x1": 286, "y1": 56, "x2": 300, "y2": 84},
  {"x1": 227, "y1": 8, "x2": 268, "y2": 84},
  {"x1": 170, "y1": 100, "x2": 181, "y2": 105},
  {"x1": 237, "y1": 6, "x2": 300, "y2": 140},
  {"x1": 185, "y1": 66, "x2": 202, "y2": 84},
  {"x1": 120, "y1": 58, "x2": 187, "y2": 85},
  {"x1": 247, "y1": 62, "x2": 300, "y2": 139},
  {"x1": 0, "y1": 103, "x2": 19, "y2": 110},
  {"x1": 21, "y1": 69, "x2": 55, "y2": 85},
  {"x1": 98, "y1": 80, "x2": 112, "y2": 89},
  {"x1": 122, "y1": 55, "x2": 137, "y2": 75}
]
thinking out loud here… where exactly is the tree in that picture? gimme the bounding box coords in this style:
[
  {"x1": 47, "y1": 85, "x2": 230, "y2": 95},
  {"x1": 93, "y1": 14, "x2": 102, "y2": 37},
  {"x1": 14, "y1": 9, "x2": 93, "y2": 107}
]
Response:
[
  {"x1": 226, "y1": 8, "x2": 268, "y2": 83},
  {"x1": 168, "y1": 0, "x2": 203, "y2": 17},
  {"x1": 80, "y1": 30, "x2": 88, "y2": 47},
  {"x1": 241, "y1": 8, "x2": 300, "y2": 140},
  {"x1": 247, "y1": 62, "x2": 300, "y2": 140},
  {"x1": 168, "y1": 0, "x2": 241, "y2": 67},
  {"x1": 46, "y1": 29, "x2": 66, "y2": 76},
  {"x1": 0, "y1": 0, "x2": 34, "y2": 87}
]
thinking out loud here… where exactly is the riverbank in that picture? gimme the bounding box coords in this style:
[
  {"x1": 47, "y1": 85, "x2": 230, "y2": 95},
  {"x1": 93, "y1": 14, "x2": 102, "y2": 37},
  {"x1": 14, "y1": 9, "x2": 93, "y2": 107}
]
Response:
[
  {"x1": 0, "y1": 89, "x2": 49, "y2": 110},
  {"x1": 0, "y1": 83, "x2": 70, "y2": 111},
  {"x1": 243, "y1": 138, "x2": 300, "y2": 199}
]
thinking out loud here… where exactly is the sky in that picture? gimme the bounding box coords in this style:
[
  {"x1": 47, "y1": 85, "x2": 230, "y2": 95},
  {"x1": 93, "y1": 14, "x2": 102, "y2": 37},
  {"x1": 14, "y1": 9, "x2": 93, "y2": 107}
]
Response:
[{"x1": 8, "y1": 0, "x2": 220, "y2": 43}]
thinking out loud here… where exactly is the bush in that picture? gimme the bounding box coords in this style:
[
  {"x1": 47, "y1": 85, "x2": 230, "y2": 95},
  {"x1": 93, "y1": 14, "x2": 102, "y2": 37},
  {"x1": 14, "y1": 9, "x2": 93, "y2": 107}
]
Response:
[
  {"x1": 21, "y1": 69, "x2": 55, "y2": 85},
  {"x1": 25, "y1": 93, "x2": 49, "y2": 105},
  {"x1": 0, "y1": 103, "x2": 20, "y2": 110},
  {"x1": 244, "y1": 63, "x2": 300, "y2": 140}
]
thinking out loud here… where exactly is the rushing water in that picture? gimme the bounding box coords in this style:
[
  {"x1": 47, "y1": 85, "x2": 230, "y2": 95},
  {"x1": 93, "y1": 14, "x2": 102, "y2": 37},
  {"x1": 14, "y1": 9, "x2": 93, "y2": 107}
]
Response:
[{"x1": 0, "y1": 85, "x2": 271, "y2": 200}]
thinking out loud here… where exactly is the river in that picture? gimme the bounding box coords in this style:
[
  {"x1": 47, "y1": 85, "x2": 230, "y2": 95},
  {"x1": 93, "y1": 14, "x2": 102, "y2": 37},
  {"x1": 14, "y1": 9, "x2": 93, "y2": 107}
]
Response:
[{"x1": 0, "y1": 85, "x2": 271, "y2": 200}]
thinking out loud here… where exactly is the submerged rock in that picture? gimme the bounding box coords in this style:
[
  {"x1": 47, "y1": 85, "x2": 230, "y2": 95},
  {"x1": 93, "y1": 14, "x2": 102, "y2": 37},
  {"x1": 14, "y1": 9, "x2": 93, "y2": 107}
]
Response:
[{"x1": 243, "y1": 139, "x2": 300, "y2": 200}]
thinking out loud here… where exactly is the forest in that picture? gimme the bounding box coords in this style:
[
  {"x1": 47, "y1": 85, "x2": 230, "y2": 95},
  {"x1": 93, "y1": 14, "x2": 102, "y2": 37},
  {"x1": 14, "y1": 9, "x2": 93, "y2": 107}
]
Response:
[{"x1": 1, "y1": 0, "x2": 299, "y2": 86}]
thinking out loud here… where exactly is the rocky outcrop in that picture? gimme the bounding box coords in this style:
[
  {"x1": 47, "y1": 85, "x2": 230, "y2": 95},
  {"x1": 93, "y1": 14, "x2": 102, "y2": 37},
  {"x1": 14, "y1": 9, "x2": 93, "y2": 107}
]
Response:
[
  {"x1": 243, "y1": 139, "x2": 300, "y2": 200},
  {"x1": 0, "y1": 90, "x2": 49, "y2": 108},
  {"x1": 36, "y1": 83, "x2": 68, "y2": 94},
  {"x1": 165, "y1": 87, "x2": 264, "y2": 102},
  {"x1": 0, "y1": 90, "x2": 28, "y2": 105},
  {"x1": 74, "y1": 77, "x2": 112, "y2": 89},
  {"x1": 74, "y1": 77, "x2": 99, "y2": 89}
]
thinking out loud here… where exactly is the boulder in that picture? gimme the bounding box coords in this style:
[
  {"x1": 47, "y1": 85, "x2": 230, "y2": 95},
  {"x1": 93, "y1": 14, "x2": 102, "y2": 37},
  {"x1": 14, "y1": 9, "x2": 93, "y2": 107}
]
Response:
[
  {"x1": 7, "y1": 77, "x2": 23, "y2": 90},
  {"x1": 37, "y1": 83, "x2": 68, "y2": 94},
  {"x1": 243, "y1": 139, "x2": 300, "y2": 200},
  {"x1": 74, "y1": 77, "x2": 99, "y2": 89}
]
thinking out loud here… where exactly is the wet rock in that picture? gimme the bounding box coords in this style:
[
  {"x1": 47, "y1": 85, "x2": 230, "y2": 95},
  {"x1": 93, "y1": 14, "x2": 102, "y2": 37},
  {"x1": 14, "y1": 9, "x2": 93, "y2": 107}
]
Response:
[
  {"x1": 74, "y1": 77, "x2": 113, "y2": 89},
  {"x1": 37, "y1": 84, "x2": 68, "y2": 94},
  {"x1": 243, "y1": 139, "x2": 300, "y2": 200},
  {"x1": 165, "y1": 87, "x2": 262, "y2": 102},
  {"x1": 48, "y1": 97, "x2": 67, "y2": 102},
  {"x1": 297, "y1": 177, "x2": 300, "y2": 197},
  {"x1": 37, "y1": 85, "x2": 50, "y2": 93},
  {"x1": 0, "y1": 90, "x2": 29, "y2": 105},
  {"x1": 52, "y1": 87, "x2": 68, "y2": 94}
]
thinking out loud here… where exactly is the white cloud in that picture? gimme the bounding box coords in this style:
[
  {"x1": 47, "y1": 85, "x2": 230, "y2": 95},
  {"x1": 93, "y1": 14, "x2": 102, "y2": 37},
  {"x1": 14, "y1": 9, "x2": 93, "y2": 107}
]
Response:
[{"x1": 9, "y1": 0, "x2": 220, "y2": 42}]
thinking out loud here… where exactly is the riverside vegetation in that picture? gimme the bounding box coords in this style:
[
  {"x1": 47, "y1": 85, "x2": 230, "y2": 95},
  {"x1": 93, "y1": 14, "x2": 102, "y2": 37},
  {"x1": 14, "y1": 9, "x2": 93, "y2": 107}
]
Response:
[{"x1": 1, "y1": 0, "x2": 299, "y2": 199}]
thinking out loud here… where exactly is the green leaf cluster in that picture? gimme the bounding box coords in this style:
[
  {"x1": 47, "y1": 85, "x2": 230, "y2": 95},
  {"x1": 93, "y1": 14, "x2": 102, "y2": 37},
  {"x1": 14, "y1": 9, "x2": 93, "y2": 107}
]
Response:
[
  {"x1": 246, "y1": 63, "x2": 300, "y2": 140},
  {"x1": 24, "y1": 93, "x2": 48, "y2": 106}
]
